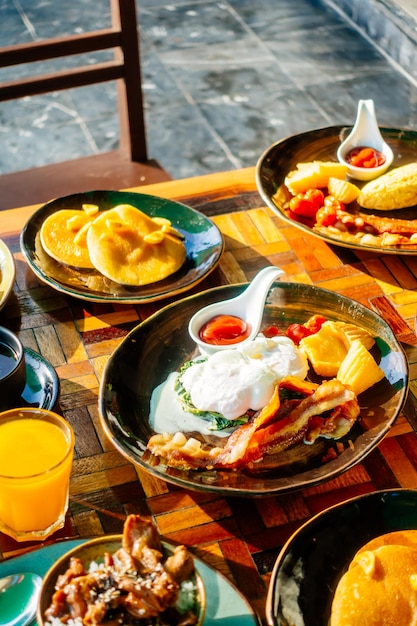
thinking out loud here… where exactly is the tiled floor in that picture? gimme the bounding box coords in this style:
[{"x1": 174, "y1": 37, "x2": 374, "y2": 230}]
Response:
[{"x1": 1, "y1": 0, "x2": 417, "y2": 181}]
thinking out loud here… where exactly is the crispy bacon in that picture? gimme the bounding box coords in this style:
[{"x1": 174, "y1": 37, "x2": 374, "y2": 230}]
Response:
[
  {"x1": 361, "y1": 212, "x2": 417, "y2": 235},
  {"x1": 147, "y1": 377, "x2": 360, "y2": 471}
]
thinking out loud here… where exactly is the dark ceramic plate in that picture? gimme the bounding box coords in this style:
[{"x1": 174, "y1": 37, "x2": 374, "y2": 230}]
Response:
[
  {"x1": 20, "y1": 190, "x2": 223, "y2": 304},
  {"x1": 256, "y1": 126, "x2": 417, "y2": 254},
  {"x1": 266, "y1": 488, "x2": 417, "y2": 625},
  {"x1": 99, "y1": 281, "x2": 408, "y2": 497}
]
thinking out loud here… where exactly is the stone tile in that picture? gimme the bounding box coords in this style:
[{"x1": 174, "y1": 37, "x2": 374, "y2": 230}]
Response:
[
  {"x1": 0, "y1": 0, "x2": 33, "y2": 45},
  {"x1": 146, "y1": 101, "x2": 239, "y2": 178},
  {"x1": 0, "y1": 118, "x2": 95, "y2": 173},
  {"x1": 306, "y1": 69, "x2": 417, "y2": 130},
  {"x1": 139, "y1": 2, "x2": 249, "y2": 51}
]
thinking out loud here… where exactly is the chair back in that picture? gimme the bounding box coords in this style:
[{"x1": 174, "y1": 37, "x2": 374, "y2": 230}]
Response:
[{"x1": 0, "y1": 0, "x2": 147, "y2": 162}]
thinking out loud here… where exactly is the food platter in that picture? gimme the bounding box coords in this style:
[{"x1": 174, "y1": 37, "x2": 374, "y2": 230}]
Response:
[
  {"x1": 266, "y1": 488, "x2": 417, "y2": 625},
  {"x1": 0, "y1": 239, "x2": 15, "y2": 311},
  {"x1": 99, "y1": 281, "x2": 408, "y2": 497},
  {"x1": 20, "y1": 190, "x2": 223, "y2": 304},
  {"x1": 256, "y1": 126, "x2": 417, "y2": 254}
]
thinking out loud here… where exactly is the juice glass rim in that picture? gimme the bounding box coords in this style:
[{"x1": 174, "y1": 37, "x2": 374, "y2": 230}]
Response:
[{"x1": 0, "y1": 407, "x2": 74, "y2": 480}]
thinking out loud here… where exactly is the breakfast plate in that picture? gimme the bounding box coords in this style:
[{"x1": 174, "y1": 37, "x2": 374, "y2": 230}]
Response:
[
  {"x1": 266, "y1": 488, "x2": 417, "y2": 625},
  {"x1": 20, "y1": 190, "x2": 224, "y2": 304},
  {"x1": 0, "y1": 538, "x2": 260, "y2": 626},
  {"x1": 99, "y1": 281, "x2": 408, "y2": 497},
  {"x1": 256, "y1": 126, "x2": 417, "y2": 254},
  {"x1": 0, "y1": 239, "x2": 15, "y2": 311}
]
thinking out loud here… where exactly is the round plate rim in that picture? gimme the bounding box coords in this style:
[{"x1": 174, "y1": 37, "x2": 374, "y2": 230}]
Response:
[
  {"x1": 19, "y1": 190, "x2": 224, "y2": 304},
  {"x1": 98, "y1": 281, "x2": 409, "y2": 497},
  {"x1": 256, "y1": 125, "x2": 417, "y2": 255}
]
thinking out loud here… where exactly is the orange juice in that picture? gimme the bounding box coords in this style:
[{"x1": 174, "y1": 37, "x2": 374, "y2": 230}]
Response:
[{"x1": 0, "y1": 409, "x2": 74, "y2": 541}]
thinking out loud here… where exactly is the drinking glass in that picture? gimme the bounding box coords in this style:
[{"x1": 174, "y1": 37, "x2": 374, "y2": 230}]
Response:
[{"x1": 0, "y1": 407, "x2": 74, "y2": 541}]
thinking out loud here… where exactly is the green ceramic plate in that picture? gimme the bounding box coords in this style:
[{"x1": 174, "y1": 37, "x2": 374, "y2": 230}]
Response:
[
  {"x1": 256, "y1": 126, "x2": 417, "y2": 254},
  {"x1": 0, "y1": 538, "x2": 260, "y2": 626},
  {"x1": 266, "y1": 488, "x2": 417, "y2": 625},
  {"x1": 0, "y1": 239, "x2": 15, "y2": 311},
  {"x1": 99, "y1": 281, "x2": 408, "y2": 497},
  {"x1": 20, "y1": 191, "x2": 223, "y2": 303}
]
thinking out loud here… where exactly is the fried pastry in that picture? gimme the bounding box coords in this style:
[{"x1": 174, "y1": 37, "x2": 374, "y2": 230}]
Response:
[
  {"x1": 337, "y1": 338, "x2": 384, "y2": 395},
  {"x1": 327, "y1": 176, "x2": 360, "y2": 204},
  {"x1": 299, "y1": 321, "x2": 350, "y2": 377},
  {"x1": 332, "y1": 321, "x2": 375, "y2": 350},
  {"x1": 86, "y1": 204, "x2": 186, "y2": 286},
  {"x1": 284, "y1": 161, "x2": 347, "y2": 195},
  {"x1": 330, "y1": 543, "x2": 417, "y2": 625},
  {"x1": 358, "y1": 162, "x2": 417, "y2": 210}
]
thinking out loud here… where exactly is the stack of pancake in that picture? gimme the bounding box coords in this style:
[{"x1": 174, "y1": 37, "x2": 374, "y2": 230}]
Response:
[{"x1": 40, "y1": 203, "x2": 186, "y2": 286}]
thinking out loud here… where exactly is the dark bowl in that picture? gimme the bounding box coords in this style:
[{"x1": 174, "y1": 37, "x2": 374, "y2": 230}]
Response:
[
  {"x1": 256, "y1": 125, "x2": 417, "y2": 254},
  {"x1": 266, "y1": 488, "x2": 417, "y2": 625},
  {"x1": 0, "y1": 326, "x2": 26, "y2": 410},
  {"x1": 99, "y1": 282, "x2": 408, "y2": 497}
]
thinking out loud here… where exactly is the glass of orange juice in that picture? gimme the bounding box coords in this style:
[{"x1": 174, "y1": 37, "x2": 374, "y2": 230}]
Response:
[{"x1": 0, "y1": 407, "x2": 74, "y2": 542}]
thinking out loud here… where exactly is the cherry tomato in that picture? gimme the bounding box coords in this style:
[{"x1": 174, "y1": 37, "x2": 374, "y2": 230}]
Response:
[
  {"x1": 286, "y1": 323, "x2": 313, "y2": 345},
  {"x1": 304, "y1": 188, "x2": 325, "y2": 210},
  {"x1": 289, "y1": 195, "x2": 318, "y2": 219},
  {"x1": 304, "y1": 314, "x2": 326, "y2": 333},
  {"x1": 199, "y1": 314, "x2": 251, "y2": 345},
  {"x1": 262, "y1": 325, "x2": 280, "y2": 338},
  {"x1": 346, "y1": 146, "x2": 386, "y2": 168}
]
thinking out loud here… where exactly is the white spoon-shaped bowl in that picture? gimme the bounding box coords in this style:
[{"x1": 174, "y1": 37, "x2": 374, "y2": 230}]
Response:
[
  {"x1": 188, "y1": 265, "x2": 283, "y2": 355},
  {"x1": 337, "y1": 99, "x2": 393, "y2": 181}
]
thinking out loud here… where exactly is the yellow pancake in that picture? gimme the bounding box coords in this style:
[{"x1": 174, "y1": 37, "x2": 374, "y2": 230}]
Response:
[
  {"x1": 86, "y1": 204, "x2": 186, "y2": 286},
  {"x1": 40, "y1": 209, "x2": 97, "y2": 269}
]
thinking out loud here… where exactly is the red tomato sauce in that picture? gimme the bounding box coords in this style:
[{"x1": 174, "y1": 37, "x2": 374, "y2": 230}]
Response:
[
  {"x1": 345, "y1": 146, "x2": 386, "y2": 168},
  {"x1": 199, "y1": 314, "x2": 251, "y2": 345}
]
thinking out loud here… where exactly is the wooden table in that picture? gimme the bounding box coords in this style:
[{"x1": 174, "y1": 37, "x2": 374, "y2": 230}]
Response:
[{"x1": 1, "y1": 166, "x2": 417, "y2": 623}]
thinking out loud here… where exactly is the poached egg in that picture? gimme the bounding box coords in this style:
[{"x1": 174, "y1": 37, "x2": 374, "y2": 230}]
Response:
[
  {"x1": 149, "y1": 335, "x2": 308, "y2": 436},
  {"x1": 181, "y1": 335, "x2": 308, "y2": 420}
]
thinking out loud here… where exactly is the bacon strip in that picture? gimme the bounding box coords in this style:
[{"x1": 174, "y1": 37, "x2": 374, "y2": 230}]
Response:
[
  {"x1": 362, "y1": 212, "x2": 417, "y2": 234},
  {"x1": 146, "y1": 377, "x2": 360, "y2": 471}
]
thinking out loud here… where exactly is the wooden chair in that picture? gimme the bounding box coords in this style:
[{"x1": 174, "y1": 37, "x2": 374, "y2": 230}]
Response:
[{"x1": 0, "y1": 0, "x2": 171, "y2": 211}]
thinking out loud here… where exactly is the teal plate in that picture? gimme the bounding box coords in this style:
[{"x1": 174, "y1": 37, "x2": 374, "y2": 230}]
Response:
[
  {"x1": 0, "y1": 538, "x2": 260, "y2": 626},
  {"x1": 266, "y1": 488, "x2": 417, "y2": 625},
  {"x1": 256, "y1": 126, "x2": 417, "y2": 254},
  {"x1": 20, "y1": 191, "x2": 224, "y2": 304}
]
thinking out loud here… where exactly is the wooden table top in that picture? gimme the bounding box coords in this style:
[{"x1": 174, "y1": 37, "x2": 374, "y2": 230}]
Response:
[{"x1": 1, "y1": 165, "x2": 417, "y2": 623}]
